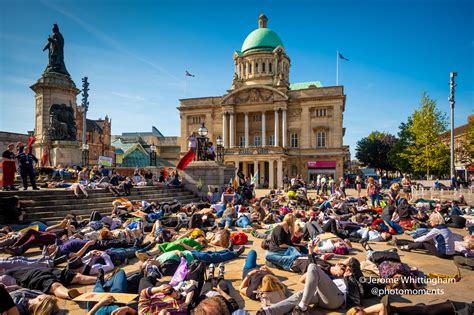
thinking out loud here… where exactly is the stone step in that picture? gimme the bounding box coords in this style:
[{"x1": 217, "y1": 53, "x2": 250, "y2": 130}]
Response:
[
  {"x1": 22, "y1": 191, "x2": 195, "y2": 207},
  {"x1": 23, "y1": 194, "x2": 196, "y2": 212}
]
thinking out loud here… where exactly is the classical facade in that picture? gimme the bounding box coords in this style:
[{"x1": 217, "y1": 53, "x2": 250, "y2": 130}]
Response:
[{"x1": 178, "y1": 15, "x2": 349, "y2": 188}]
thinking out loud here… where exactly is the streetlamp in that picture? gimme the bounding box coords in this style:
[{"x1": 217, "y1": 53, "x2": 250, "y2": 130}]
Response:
[
  {"x1": 150, "y1": 145, "x2": 157, "y2": 166},
  {"x1": 197, "y1": 122, "x2": 208, "y2": 161},
  {"x1": 81, "y1": 143, "x2": 89, "y2": 167},
  {"x1": 216, "y1": 135, "x2": 224, "y2": 163}
]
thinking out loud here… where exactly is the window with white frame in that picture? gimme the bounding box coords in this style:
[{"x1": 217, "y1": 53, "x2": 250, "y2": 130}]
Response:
[
  {"x1": 254, "y1": 135, "x2": 261, "y2": 146},
  {"x1": 239, "y1": 136, "x2": 245, "y2": 147},
  {"x1": 290, "y1": 133, "x2": 298, "y2": 147},
  {"x1": 317, "y1": 131, "x2": 326, "y2": 148},
  {"x1": 268, "y1": 135, "x2": 275, "y2": 146}
]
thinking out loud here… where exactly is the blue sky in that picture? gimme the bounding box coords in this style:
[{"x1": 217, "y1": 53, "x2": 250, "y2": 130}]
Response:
[{"x1": 0, "y1": 0, "x2": 473, "y2": 156}]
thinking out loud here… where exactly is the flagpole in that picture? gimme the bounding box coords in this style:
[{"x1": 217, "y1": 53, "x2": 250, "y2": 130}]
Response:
[{"x1": 336, "y1": 51, "x2": 339, "y2": 86}]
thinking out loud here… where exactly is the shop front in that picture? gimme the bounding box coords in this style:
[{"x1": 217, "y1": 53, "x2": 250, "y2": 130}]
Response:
[{"x1": 307, "y1": 160, "x2": 337, "y2": 181}]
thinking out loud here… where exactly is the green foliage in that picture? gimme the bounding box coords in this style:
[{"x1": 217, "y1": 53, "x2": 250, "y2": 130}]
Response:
[
  {"x1": 400, "y1": 93, "x2": 449, "y2": 177},
  {"x1": 388, "y1": 118, "x2": 414, "y2": 176},
  {"x1": 355, "y1": 131, "x2": 397, "y2": 173}
]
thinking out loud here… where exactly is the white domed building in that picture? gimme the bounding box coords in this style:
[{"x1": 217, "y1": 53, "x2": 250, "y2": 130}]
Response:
[{"x1": 178, "y1": 14, "x2": 349, "y2": 188}]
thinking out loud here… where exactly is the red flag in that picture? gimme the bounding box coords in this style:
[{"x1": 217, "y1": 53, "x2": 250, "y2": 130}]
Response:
[
  {"x1": 27, "y1": 136, "x2": 36, "y2": 150},
  {"x1": 176, "y1": 149, "x2": 196, "y2": 170},
  {"x1": 42, "y1": 151, "x2": 48, "y2": 166}
]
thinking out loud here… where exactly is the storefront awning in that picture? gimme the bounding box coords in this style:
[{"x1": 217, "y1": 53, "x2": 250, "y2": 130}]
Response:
[{"x1": 308, "y1": 161, "x2": 336, "y2": 168}]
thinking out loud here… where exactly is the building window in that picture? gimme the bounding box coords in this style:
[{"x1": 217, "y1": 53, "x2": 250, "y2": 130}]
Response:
[
  {"x1": 290, "y1": 133, "x2": 298, "y2": 147},
  {"x1": 255, "y1": 63, "x2": 258, "y2": 73},
  {"x1": 253, "y1": 114, "x2": 262, "y2": 122},
  {"x1": 317, "y1": 132, "x2": 326, "y2": 148},
  {"x1": 269, "y1": 135, "x2": 275, "y2": 146},
  {"x1": 315, "y1": 108, "x2": 327, "y2": 117},
  {"x1": 262, "y1": 63, "x2": 266, "y2": 73},
  {"x1": 254, "y1": 135, "x2": 261, "y2": 146},
  {"x1": 269, "y1": 62, "x2": 273, "y2": 73},
  {"x1": 191, "y1": 116, "x2": 201, "y2": 124},
  {"x1": 248, "y1": 63, "x2": 252, "y2": 74},
  {"x1": 239, "y1": 136, "x2": 245, "y2": 147}
]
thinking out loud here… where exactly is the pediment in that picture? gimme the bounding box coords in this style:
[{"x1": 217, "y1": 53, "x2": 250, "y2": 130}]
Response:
[{"x1": 221, "y1": 85, "x2": 288, "y2": 105}]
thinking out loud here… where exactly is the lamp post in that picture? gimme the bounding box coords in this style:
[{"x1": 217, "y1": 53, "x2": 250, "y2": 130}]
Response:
[
  {"x1": 150, "y1": 145, "x2": 157, "y2": 166},
  {"x1": 216, "y1": 135, "x2": 224, "y2": 163},
  {"x1": 197, "y1": 122, "x2": 208, "y2": 161},
  {"x1": 80, "y1": 77, "x2": 90, "y2": 168},
  {"x1": 81, "y1": 143, "x2": 89, "y2": 167},
  {"x1": 449, "y1": 72, "x2": 457, "y2": 180}
]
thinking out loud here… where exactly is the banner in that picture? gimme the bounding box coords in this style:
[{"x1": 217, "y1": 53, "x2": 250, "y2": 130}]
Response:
[{"x1": 98, "y1": 156, "x2": 113, "y2": 167}]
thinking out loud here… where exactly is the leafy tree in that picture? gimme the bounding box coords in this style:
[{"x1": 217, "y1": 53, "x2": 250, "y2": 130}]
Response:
[
  {"x1": 389, "y1": 118, "x2": 414, "y2": 176},
  {"x1": 355, "y1": 131, "x2": 397, "y2": 174},
  {"x1": 400, "y1": 93, "x2": 450, "y2": 178}
]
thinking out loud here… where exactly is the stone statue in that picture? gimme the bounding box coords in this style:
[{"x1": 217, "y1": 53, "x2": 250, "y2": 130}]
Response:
[
  {"x1": 43, "y1": 24, "x2": 70, "y2": 75},
  {"x1": 49, "y1": 104, "x2": 77, "y2": 141}
]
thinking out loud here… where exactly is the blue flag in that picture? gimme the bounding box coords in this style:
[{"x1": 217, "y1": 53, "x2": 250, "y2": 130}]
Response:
[{"x1": 338, "y1": 52, "x2": 349, "y2": 61}]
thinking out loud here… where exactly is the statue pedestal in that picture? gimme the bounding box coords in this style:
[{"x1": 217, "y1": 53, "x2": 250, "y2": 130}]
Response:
[
  {"x1": 50, "y1": 140, "x2": 81, "y2": 166},
  {"x1": 30, "y1": 72, "x2": 80, "y2": 167},
  {"x1": 181, "y1": 161, "x2": 236, "y2": 197}
]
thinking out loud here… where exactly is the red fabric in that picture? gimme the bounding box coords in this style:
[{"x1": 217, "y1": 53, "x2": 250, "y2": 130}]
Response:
[
  {"x1": 230, "y1": 232, "x2": 248, "y2": 245},
  {"x1": 41, "y1": 152, "x2": 48, "y2": 166},
  {"x1": 27, "y1": 136, "x2": 36, "y2": 150},
  {"x1": 2, "y1": 160, "x2": 16, "y2": 186},
  {"x1": 177, "y1": 149, "x2": 195, "y2": 171}
]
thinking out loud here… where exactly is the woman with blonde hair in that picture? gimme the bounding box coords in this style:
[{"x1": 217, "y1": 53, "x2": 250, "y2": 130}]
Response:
[{"x1": 9, "y1": 288, "x2": 59, "y2": 315}]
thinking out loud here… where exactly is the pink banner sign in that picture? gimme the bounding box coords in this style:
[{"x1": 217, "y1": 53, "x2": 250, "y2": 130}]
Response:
[{"x1": 307, "y1": 161, "x2": 336, "y2": 168}]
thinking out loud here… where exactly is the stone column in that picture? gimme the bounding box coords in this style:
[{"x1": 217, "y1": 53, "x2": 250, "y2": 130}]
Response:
[
  {"x1": 222, "y1": 112, "x2": 228, "y2": 148},
  {"x1": 274, "y1": 109, "x2": 279, "y2": 147},
  {"x1": 229, "y1": 112, "x2": 235, "y2": 148},
  {"x1": 301, "y1": 107, "x2": 310, "y2": 147},
  {"x1": 244, "y1": 113, "x2": 249, "y2": 147},
  {"x1": 254, "y1": 160, "x2": 259, "y2": 187},
  {"x1": 259, "y1": 161, "x2": 265, "y2": 185},
  {"x1": 261, "y1": 111, "x2": 266, "y2": 147},
  {"x1": 282, "y1": 109, "x2": 287, "y2": 147},
  {"x1": 269, "y1": 159, "x2": 275, "y2": 189},
  {"x1": 277, "y1": 160, "x2": 283, "y2": 189}
]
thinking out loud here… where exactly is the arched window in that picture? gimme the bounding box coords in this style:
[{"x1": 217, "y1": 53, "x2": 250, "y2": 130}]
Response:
[
  {"x1": 269, "y1": 62, "x2": 273, "y2": 73},
  {"x1": 262, "y1": 62, "x2": 266, "y2": 73},
  {"x1": 248, "y1": 63, "x2": 252, "y2": 74},
  {"x1": 255, "y1": 63, "x2": 258, "y2": 73}
]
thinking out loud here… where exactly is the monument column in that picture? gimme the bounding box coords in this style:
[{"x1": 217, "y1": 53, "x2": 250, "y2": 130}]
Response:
[
  {"x1": 282, "y1": 109, "x2": 287, "y2": 147},
  {"x1": 261, "y1": 111, "x2": 266, "y2": 147},
  {"x1": 222, "y1": 112, "x2": 228, "y2": 148},
  {"x1": 253, "y1": 160, "x2": 258, "y2": 187},
  {"x1": 269, "y1": 159, "x2": 275, "y2": 189},
  {"x1": 229, "y1": 112, "x2": 235, "y2": 148},
  {"x1": 274, "y1": 109, "x2": 279, "y2": 147},
  {"x1": 277, "y1": 159, "x2": 283, "y2": 189},
  {"x1": 244, "y1": 113, "x2": 249, "y2": 147}
]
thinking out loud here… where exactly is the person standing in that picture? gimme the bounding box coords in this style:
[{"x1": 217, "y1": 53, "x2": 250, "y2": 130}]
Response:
[
  {"x1": 2, "y1": 143, "x2": 18, "y2": 191},
  {"x1": 355, "y1": 175, "x2": 362, "y2": 197},
  {"x1": 17, "y1": 147, "x2": 39, "y2": 190}
]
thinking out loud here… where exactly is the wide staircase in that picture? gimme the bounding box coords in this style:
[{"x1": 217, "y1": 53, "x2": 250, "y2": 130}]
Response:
[{"x1": 0, "y1": 186, "x2": 200, "y2": 225}]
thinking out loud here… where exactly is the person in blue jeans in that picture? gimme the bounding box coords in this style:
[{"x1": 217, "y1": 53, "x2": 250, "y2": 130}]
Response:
[
  {"x1": 265, "y1": 246, "x2": 305, "y2": 271},
  {"x1": 236, "y1": 215, "x2": 251, "y2": 228},
  {"x1": 242, "y1": 249, "x2": 259, "y2": 278},
  {"x1": 87, "y1": 269, "x2": 136, "y2": 315},
  {"x1": 191, "y1": 246, "x2": 245, "y2": 263}
]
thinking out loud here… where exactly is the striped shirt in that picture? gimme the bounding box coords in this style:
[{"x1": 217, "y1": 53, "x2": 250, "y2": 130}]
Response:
[{"x1": 138, "y1": 289, "x2": 187, "y2": 315}]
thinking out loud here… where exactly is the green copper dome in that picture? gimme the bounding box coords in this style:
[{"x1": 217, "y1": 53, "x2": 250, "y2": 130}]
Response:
[{"x1": 241, "y1": 15, "x2": 283, "y2": 53}]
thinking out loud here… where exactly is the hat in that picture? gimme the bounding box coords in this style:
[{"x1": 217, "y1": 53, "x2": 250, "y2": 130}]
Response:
[{"x1": 68, "y1": 257, "x2": 83, "y2": 270}]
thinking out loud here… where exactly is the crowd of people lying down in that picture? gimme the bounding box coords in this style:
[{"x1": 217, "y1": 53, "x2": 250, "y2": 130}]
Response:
[{"x1": 0, "y1": 175, "x2": 473, "y2": 315}]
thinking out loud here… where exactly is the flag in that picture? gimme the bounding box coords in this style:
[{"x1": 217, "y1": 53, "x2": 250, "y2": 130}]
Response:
[
  {"x1": 185, "y1": 70, "x2": 195, "y2": 77},
  {"x1": 338, "y1": 52, "x2": 349, "y2": 61},
  {"x1": 251, "y1": 170, "x2": 259, "y2": 185},
  {"x1": 176, "y1": 149, "x2": 196, "y2": 170}
]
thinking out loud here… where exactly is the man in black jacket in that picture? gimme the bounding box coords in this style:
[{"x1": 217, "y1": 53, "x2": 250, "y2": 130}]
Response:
[{"x1": 17, "y1": 147, "x2": 39, "y2": 190}]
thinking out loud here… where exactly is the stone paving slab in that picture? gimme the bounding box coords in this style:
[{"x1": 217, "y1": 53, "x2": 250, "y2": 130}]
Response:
[{"x1": 1, "y1": 188, "x2": 472, "y2": 314}]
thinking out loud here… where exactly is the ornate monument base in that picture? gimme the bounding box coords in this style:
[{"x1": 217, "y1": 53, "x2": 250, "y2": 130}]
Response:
[
  {"x1": 182, "y1": 161, "x2": 236, "y2": 197},
  {"x1": 50, "y1": 140, "x2": 81, "y2": 166}
]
